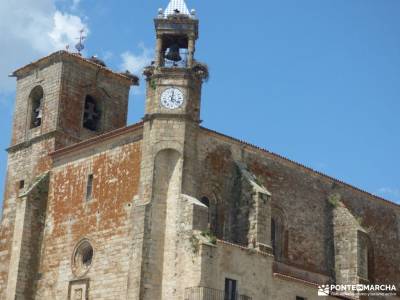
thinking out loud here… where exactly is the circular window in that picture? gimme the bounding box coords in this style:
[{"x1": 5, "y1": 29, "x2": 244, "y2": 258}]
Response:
[{"x1": 72, "y1": 240, "x2": 94, "y2": 277}]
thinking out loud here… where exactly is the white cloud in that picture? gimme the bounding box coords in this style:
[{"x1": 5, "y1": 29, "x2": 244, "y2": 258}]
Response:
[
  {"x1": 120, "y1": 43, "x2": 153, "y2": 76},
  {"x1": 49, "y1": 11, "x2": 88, "y2": 50},
  {"x1": 378, "y1": 187, "x2": 400, "y2": 198},
  {"x1": 0, "y1": 0, "x2": 88, "y2": 94}
]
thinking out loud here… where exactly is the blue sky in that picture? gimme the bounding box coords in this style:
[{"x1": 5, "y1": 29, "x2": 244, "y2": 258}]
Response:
[{"x1": 0, "y1": 0, "x2": 399, "y2": 206}]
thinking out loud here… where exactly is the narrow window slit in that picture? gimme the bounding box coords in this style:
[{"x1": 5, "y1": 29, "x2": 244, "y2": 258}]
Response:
[
  {"x1": 86, "y1": 174, "x2": 93, "y2": 200},
  {"x1": 19, "y1": 180, "x2": 25, "y2": 189}
]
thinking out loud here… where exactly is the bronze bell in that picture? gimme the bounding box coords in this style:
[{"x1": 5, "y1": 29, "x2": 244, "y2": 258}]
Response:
[
  {"x1": 165, "y1": 44, "x2": 182, "y2": 62},
  {"x1": 34, "y1": 106, "x2": 42, "y2": 127},
  {"x1": 36, "y1": 107, "x2": 42, "y2": 120}
]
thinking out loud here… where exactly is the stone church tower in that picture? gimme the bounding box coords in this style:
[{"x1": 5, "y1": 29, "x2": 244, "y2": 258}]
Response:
[
  {"x1": 0, "y1": 35, "x2": 134, "y2": 299},
  {"x1": 127, "y1": 3, "x2": 209, "y2": 299},
  {"x1": 0, "y1": 1, "x2": 399, "y2": 299}
]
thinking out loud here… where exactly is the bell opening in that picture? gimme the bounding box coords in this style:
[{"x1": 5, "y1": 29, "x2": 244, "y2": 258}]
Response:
[
  {"x1": 162, "y1": 35, "x2": 189, "y2": 67},
  {"x1": 165, "y1": 44, "x2": 182, "y2": 62}
]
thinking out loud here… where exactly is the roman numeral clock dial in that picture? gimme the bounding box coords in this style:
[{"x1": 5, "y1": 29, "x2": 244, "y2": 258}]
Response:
[{"x1": 160, "y1": 88, "x2": 184, "y2": 110}]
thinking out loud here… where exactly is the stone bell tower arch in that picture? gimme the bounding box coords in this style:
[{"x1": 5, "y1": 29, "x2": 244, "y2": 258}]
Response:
[{"x1": 127, "y1": 1, "x2": 209, "y2": 299}]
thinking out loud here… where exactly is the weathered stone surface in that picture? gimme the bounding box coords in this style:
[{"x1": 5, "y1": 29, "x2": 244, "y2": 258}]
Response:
[
  {"x1": 197, "y1": 128, "x2": 400, "y2": 297},
  {"x1": 0, "y1": 51, "x2": 134, "y2": 299}
]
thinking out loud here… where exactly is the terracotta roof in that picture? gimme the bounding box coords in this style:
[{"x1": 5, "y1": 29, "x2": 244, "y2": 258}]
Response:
[
  {"x1": 200, "y1": 126, "x2": 400, "y2": 209},
  {"x1": 11, "y1": 50, "x2": 135, "y2": 83}
]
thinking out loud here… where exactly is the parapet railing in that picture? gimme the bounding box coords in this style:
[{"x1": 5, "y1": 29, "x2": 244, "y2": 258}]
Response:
[{"x1": 184, "y1": 286, "x2": 252, "y2": 300}]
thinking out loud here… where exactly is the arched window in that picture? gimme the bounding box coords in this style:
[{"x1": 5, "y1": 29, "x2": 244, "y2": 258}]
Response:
[
  {"x1": 83, "y1": 95, "x2": 101, "y2": 131},
  {"x1": 271, "y1": 218, "x2": 276, "y2": 253},
  {"x1": 358, "y1": 231, "x2": 373, "y2": 280},
  {"x1": 271, "y1": 207, "x2": 286, "y2": 261},
  {"x1": 201, "y1": 196, "x2": 211, "y2": 226},
  {"x1": 201, "y1": 194, "x2": 224, "y2": 238},
  {"x1": 29, "y1": 86, "x2": 44, "y2": 128},
  {"x1": 200, "y1": 196, "x2": 210, "y2": 208}
]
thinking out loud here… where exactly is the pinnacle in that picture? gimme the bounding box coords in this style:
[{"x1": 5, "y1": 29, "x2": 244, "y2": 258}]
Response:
[{"x1": 164, "y1": 0, "x2": 190, "y2": 16}]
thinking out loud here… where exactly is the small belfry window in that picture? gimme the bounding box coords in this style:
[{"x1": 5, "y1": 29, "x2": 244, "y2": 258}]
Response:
[
  {"x1": 29, "y1": 86, "x2": 44, "y2": 128},
  {"x1": 83, "y1": 95, "x2": 101, "y2": 131}
]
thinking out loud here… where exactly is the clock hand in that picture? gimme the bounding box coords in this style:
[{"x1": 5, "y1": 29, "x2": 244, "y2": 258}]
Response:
[{"x1": 170, "y1": 90, "x2": 176, "y2": 104}]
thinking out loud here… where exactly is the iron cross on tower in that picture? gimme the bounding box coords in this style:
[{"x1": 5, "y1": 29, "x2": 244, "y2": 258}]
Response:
[{"x1": 75, "y1": 29, "x2": 86, "y2": 54}]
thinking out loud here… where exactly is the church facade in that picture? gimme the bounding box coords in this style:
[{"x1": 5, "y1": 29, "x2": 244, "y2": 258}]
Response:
[{"x1": 0, "y1": 1, "x2": 399, "y2": 299}]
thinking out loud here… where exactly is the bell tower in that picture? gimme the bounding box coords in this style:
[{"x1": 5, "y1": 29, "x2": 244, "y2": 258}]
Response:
[
  {"x1": 143, "y1": 0, "x2": 208, "y2": 123},
  {"x1": 128, "y1": 1, "x2": 209, "y2": 300},
  {"x1": 139, "y1": 0, "x2": 209, "y2": 202},
  {"x1": 0, "y1": 51, "x2": 135, "y2": 299}
]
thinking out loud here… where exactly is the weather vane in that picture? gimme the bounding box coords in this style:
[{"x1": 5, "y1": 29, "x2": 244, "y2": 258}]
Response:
[{"x1": 75, "y1": 29, "x2": 86, "y2": 55}]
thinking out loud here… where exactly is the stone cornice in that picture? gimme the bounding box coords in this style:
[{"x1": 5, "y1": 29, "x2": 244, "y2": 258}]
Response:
[
  {"x1": 11, "y1": 51, "x2": 135, "y2": 85},
  {"x1": 51, "y1": 122, "x2": 144, "y2": 159},
  {"x1": 7, "y1": 131, "x2": 80, "y2": 153},
  {"x1": 142, "y1": 113, "x2": 201, "y2": 124}
]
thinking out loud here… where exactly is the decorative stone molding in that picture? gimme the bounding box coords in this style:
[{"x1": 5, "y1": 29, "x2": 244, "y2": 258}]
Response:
[{"x1": 72, "y1": 239, "x2": 94, "y2": 278}]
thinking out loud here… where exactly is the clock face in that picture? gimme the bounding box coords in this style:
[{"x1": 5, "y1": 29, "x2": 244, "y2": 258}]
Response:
[{"x1": 160, "y1": 88, "x2": 184, "y2": 110}]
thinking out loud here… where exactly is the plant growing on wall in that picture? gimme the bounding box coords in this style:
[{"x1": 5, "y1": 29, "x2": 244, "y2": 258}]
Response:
[
  {"x1": 150, "y1": 79, "x2": 157, "y2": 90},
  {"x1": 189, "y1": 235, "x2": 200, "y2": 254},
  {"x1": 356, "y1": 216, "x2": 364, "y2": 226},
  {"x1": 201, "y1": 229, "x2": 217, "y2": 245},
  {"x1": 328, "y1": 193, "x2": 341, "y2": 208}
]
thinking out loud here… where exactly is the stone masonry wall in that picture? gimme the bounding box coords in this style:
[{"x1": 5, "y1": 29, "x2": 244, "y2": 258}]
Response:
[
  {"x1": 0, "y1": 138, "x2": 55, "y2": 299},
  {"x1": 10, "y1": 61, "x2": 63, "y2": 146},
  {"x1": 59, "y1": 56, "x2": 131, "y2": 140},
  {"x1": 0, "y1": 52, "x2": 133, "y2": 299},
  {"x1": 34, "y1": 136, "x2": 141, "y2": 299},
  {"x1": 198, "y1": 151, "x2": 271, "y2": 248},
  {"x1": 198, "y1": 128, "x2": 400, "y2": 290},
  {"x1": 197, "y1": 241, "x2": 339, "y2": 300},
  {"x1": 6, "y1": 174, "x2": 49, "y2": 299},
  {"x1": 127, "y1": 65, "x2": 203, "y2": 300},
  {"x1": 332, "y1": 200, "x2": 362, "y2": 286}
]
